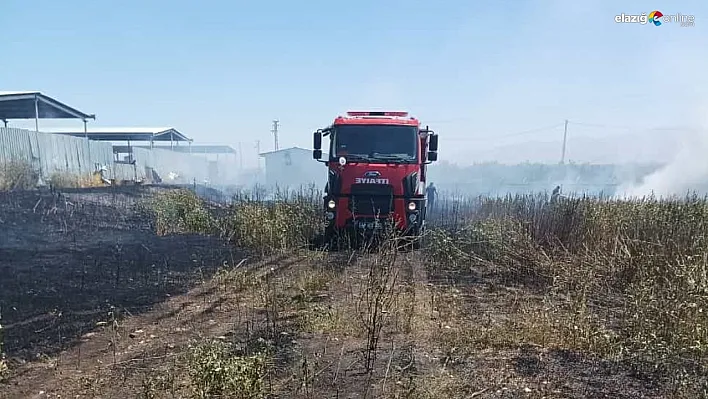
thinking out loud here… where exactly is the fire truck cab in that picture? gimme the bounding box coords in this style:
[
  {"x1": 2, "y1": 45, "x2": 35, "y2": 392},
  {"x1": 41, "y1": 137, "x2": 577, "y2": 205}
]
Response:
[{"x1": 312, "y1": 111, "x2": 439, "y2": 246}]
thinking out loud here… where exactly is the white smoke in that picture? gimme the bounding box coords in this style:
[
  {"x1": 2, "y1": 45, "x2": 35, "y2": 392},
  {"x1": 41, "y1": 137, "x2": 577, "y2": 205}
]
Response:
[
  {"x1": 617, "y1": 123, "x2": 708, "y2": 199},
  {"x1": 613, "y1": 18, "x2": 708, "y2": 199}
]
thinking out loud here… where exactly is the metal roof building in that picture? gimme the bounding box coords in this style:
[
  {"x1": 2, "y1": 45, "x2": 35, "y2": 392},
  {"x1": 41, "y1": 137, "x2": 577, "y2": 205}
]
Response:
[
  {"x1": 122, "y1": 144, "x2": 236, "y2": 154},
  {"x1": 42, "y1": 127, "x2": 193, "y2": 166},
  {"x1": 42, "y1": 127, "x2": 192, "y2": 143},
  {"x1": 0, "y1": 91, "x2": 96, "y2": 130},
  {"x1": 259, "y1": 147, "x2": 328, "y2": 189},
  {"x1": 165, "y1": 145, "x2": 237, "y2": 154}
]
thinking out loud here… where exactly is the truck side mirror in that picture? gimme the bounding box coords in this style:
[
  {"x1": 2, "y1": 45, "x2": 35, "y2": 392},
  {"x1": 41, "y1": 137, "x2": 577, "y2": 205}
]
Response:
[
  {"x1": 313, "y1": 149, "x2": 322, "y2": 160},
  {"x1": 313, "y1": 131, "x2": 322, "y2": 150},
  {"x1": 428, "y1": 134, "x2": 438, "y2": 152},
  {"x1": 427, "y1": 151, "x2": 438, "y2": 162}
]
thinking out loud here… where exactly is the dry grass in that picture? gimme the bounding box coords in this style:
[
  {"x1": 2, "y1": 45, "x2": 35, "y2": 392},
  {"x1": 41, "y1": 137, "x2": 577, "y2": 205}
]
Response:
[
  {"x1": 0, "y1": 314, "x2": 6, "y2": 381},
  {"x1": 48, "y1": 170, "x2": 107, "y2": 189},
  {"x1": 0, "y1": 160, "x2": 38, "y2": 191},
  {"x1": 139, "y1": 188, "x2": 708, "y2": 397},
  {"x1": 144, "y1": 187, "x2": 325, "y2": 254},
  {"x1": 5, "y1": 187, "x2": 708, "y2": 398},
  {"x1": 221, "y1": 188, "x2": 323, "y2": 256},
  {"x1": 0, "y1": 160, "x2": 108, "y2": 191},
  {"x1": 426, "y1": 193, "x2": 708, "y2": 396}
]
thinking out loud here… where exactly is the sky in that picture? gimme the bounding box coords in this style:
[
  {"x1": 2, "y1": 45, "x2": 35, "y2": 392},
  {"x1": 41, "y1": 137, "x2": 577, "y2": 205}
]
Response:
[{"x1": 1, "y1": 0, "x2": 707, "y2": 167}]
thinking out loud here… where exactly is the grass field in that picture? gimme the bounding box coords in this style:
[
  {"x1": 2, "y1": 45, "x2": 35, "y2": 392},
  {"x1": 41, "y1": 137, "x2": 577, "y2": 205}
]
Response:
[{"x1": 0, "y1": 186, "x2": 706, "y2": 398}]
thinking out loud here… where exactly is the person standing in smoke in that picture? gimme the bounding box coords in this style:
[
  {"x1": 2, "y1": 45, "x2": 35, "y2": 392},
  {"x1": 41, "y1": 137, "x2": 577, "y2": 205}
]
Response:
[
  {"x1": 550, "y1": 185, "x2": 561, "y2": 203},
  {"x1": 426, "y1": 182, "x2": 437, "y2": 212}
]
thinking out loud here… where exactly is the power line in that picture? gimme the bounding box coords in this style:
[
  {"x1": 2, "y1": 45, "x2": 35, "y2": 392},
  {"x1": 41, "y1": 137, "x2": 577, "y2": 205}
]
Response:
[
  {"x1": 423, "y1": 117, "x2": 478, "y2": 124},
  {"x1": 569, "y1": 120, "x2": 707, "y2": 132},
  {"x1": 442, "y1": 120, "x2": 706, "y2": 143},
  {"x1": 444, "y1": 122, "x2": 565, "y2": 142},
  {"x1": 569, "y1": 121, "x2": 634, "y2": 130},
  {"x1": 429, "y1": 118, "x2": 706, "y2": 134}
]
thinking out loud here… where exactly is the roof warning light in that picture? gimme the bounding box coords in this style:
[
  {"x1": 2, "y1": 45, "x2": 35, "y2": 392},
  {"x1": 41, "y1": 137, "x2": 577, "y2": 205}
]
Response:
[{"x1": 346, "y1": 111, "x2": 409, "y2": 117}]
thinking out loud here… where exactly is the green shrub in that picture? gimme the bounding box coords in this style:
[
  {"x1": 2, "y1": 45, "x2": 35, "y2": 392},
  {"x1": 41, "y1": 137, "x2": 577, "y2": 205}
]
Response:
[
  {"x1": 187, "y1": 340, "x2": 269, "y2": 399},
  {"x1": 148, "y1": 189, "x2": 216, "y2": 236},
  {"x1": 223, "y1": 189, "x2": 322, "y2": 255}
]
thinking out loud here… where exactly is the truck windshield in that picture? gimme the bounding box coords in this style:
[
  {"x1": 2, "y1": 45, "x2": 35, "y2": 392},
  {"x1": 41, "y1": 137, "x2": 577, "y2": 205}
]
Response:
[{"x1": 331, "y1": 124, "x2": 418, "y2": 163}]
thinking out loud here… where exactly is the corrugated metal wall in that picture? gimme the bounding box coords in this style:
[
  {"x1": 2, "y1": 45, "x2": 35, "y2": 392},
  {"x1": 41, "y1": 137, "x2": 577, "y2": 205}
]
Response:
[
  {"x1": 0, "y1": 127, "x2": 212, "y2": 185},
  {"x1": 133, "y1": 146, "x2": 209, "y2": 183}
]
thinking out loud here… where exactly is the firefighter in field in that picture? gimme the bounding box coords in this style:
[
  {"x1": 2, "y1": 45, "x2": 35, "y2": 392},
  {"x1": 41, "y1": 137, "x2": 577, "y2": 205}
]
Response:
[
  {"x1": 426, "y1": 182, "x2": 438, "y2": 212},
  {"x1": 550, "y1": 185, "x2": 561, "y2": 203}
]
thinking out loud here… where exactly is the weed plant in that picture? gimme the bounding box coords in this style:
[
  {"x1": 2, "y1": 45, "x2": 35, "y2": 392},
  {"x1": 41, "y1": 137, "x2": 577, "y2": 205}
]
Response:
[
  {"x1": 426, "y1": 192, "x2": 708, "y2": 393},
  {"x1": 0, "y1": 160, "x2": 38, "y2": 191},
  {"x1": 144, "y1": 185, "x2": 708, "y2": 396}
]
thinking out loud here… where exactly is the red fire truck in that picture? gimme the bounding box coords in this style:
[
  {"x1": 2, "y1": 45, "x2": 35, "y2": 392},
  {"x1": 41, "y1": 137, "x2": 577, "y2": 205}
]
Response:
[{"x1": 312, "y1": 111, "x2": 439, "y2": 246}]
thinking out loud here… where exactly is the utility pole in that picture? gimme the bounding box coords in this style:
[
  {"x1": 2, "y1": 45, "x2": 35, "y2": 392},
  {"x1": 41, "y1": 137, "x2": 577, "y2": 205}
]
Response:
[
  {"x1": 560, "y1": 119, "x2": 568, "y2": 164},
  {"x1": 271, "y1": 119, "x2": 279, "y2": 151},
  {"x1": 255, "y1": 140, "x2": 262, "y2": 173}
]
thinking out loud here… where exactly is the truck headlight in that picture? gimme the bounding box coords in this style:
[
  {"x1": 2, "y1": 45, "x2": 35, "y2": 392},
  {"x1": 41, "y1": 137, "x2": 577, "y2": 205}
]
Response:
[
  {"x1": 407, "y1": 201, "x2": 416, "y2": 211},
  {"x1": 327, "y1": 199, "x2": 336, "y2": 209}
]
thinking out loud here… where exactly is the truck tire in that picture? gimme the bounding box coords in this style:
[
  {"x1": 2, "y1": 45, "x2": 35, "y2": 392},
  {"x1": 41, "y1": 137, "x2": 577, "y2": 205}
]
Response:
[
  {"x1": 411, "y1": 225, "x2": 426, "y2": 250},
  {"x1": 323, "y1": 229, "x2": 336, "y2": 250}
]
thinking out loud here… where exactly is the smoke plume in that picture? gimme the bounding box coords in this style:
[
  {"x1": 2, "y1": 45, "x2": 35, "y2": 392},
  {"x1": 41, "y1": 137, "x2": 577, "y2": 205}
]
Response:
[{"x1": 617, "y1": 124, "x2": 708, "y2": 198}]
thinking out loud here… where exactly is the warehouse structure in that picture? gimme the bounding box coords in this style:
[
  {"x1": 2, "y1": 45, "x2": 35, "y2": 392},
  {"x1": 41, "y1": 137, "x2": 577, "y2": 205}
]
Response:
[
  {"x1": 0, "y1": 90, "x2": 256, "y2": 187},
  {"x1": 0, "y1": 91, "x2": 95, "y2": 130},
  {"x1": 259, "y1": 147, "x2": 327, "y2": 189}
]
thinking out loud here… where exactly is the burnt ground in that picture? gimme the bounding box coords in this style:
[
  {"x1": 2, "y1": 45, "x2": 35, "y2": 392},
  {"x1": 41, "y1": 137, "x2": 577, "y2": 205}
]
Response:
[
  {"x1": 0, "y1": 187, "x2": 239, "y2": 362},
  {"x1": 0, "y1": 187, "x2": 691, "y2": 398}
]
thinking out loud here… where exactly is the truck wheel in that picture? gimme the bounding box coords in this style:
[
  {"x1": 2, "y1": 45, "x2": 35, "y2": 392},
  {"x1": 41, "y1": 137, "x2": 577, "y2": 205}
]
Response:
[
  {"x1": 411, "y1": 225, "x2": 426, "y2": 250},
  {"x1": 322, "y1": 231, "x2": 336, "y2": 250}
]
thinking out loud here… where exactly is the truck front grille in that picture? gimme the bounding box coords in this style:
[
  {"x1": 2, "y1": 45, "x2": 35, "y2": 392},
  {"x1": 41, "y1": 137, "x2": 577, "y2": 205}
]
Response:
[
  {"x1": 349, "y1": 184, "x2": 394, "y2": 216},
  {"x1": 351, "y1": 195, "x2": 393, "y2": 215}
]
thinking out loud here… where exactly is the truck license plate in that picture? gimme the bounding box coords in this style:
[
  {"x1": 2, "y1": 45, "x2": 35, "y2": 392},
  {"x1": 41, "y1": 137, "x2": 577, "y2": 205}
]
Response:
[{"x1": 355, "y1": 220, "x2": 381, "y2": 230}]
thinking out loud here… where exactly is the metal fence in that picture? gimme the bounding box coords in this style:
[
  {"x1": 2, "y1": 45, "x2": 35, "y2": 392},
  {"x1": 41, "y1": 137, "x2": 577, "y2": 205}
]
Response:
[{"x1": 0, "y1": 127, "x2": 213, "y2": 185}]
